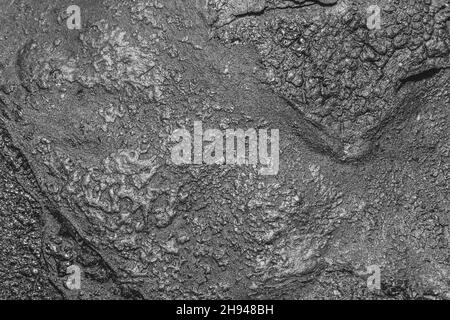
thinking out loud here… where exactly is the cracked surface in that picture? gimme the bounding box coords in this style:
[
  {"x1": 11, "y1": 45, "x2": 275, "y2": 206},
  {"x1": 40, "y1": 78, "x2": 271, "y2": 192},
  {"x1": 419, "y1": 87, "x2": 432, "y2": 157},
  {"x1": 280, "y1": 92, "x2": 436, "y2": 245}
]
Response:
[
  {"x1": 0, "y1": 0, "x2": 449, "y2": 299},
  {"x1": 214, "y1": 0, "x2": 450, "y2": 160}
]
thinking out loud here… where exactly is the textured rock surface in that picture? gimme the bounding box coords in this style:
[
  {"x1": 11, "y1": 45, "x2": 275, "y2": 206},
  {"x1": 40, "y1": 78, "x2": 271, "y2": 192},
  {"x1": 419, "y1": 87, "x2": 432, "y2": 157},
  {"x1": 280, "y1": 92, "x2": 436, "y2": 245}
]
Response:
[
  {"x1": 214, "y1": 0, "x2": 450, "y2": 161},
  {"x1": 0, "y1": 0, "x2": 449, "y2": 299}
]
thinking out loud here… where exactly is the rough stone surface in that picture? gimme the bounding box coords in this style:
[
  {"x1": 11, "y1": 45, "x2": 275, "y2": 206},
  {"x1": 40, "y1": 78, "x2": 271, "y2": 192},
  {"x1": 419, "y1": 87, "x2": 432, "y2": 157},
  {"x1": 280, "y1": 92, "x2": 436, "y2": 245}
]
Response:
[{"x1": 0, "y1": 0, "x2": 449, "y2": 299}]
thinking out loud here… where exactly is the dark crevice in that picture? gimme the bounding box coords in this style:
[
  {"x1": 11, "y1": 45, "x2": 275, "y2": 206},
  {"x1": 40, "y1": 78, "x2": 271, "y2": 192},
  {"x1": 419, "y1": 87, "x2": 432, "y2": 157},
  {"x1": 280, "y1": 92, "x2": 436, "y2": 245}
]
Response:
[
  {"x1": 397, "y1": 68, "x2": 444, "y2": 92},
  {"x1": 286, "y1": 67, "x2": 448, "y2": 164}
]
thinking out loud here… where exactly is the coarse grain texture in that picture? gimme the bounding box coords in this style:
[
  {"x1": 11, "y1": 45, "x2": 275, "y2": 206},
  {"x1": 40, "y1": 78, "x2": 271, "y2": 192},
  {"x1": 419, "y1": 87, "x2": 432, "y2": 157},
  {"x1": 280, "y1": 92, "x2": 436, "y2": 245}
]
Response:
[{"x1": 0, "y1": 0, "x2": 449, "y2": 299}]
